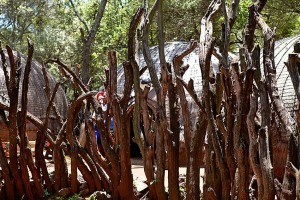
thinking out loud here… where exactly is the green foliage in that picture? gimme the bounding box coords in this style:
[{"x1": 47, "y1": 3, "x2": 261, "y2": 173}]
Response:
[
  {"x1": 87, "y1": 193, "x2": 97, "y2": 200},
  {"x1": 263, "y1": 0, "x2": 300, "y2": 39},
  {"x1": 49, "y1": 193, "x2": 80, "y2": 200},
  {"x1": 43, "y1": 188, "x2": 50, "y2": 197},
  {"x1": 143, "y1": 0, "x2": 212, "y2": 44},
  {"x1": 92, "y1": 0, "x2": 140, "y2": 77},
  {"x1": 67, "y1": 193, "x2": 81, "y2": 200},
  {"x1": 0, "y1": 0, "x2": 299, "y2": 91}
]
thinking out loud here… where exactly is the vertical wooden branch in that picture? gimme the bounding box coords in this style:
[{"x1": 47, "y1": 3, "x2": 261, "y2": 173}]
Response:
[
  {"x1": 155, "y1": 0, "x2": 168, "y2": 199},
  {"x1": 5, "y1": 45, "x2": 26, "y2": 198},
  {"x1": 42, "y1": 64, "x2": 63, "y2": 125},
  {"x1": 281, "y1": 41, "x2": 300, "y2": 199},
  {"x1": 255, "y1": 8, "x2": 294, "y2": 141},
  {"x1": 54, "y1": 123, "x2": 68, "y2": 191},
  {"x1": 174, "y1": 41, "x2": 207, "y2": 199},
  {"x1": 199, "y1": 0, "x2": 231, "y2": 199},
  {"x1": 231, "y1": 48, "x2": 254, "y2": 200},
  {"x1": 259, "y1": 80, "x2": 275, "y2": 199},
  {"x1": 19, "y1": 38, "x2": 44, "y2": 199},
  {"x1": 66, "y1": 93, "x2": 94, "y2": 194},
  {"x1": 279, "y1": 135, "x2": 298, "y2": 199},
  {"x1": 221, "y1": 0, "x2": 240, "y2": 69},
  {"x1": 129, "y1": 7, "x2": 145, "y2": 160},
  {"x1": 286, "y1": 42, "x2": 300, "y2": 128},
  {"x1": 220, "y1": 66, "x2": 236, "y2": 186},
  {"x1": 246, "y1": 45, "x2": 264, "y2": 200},
  {"x1": 138, "y1": 85, "x2": 157, "y2": 199},
  {"x1": 0, "y1": 44, "x2": 15, "y2": 200},
  {"x1": 166, "y1": 64, "x2": 180, "y2": 200},
  {"x1": 141, "y1": 0, "x2": 160, "y2": 94},
  {"x1": 243, "y1": 0, "x2": 267, "y2": 52},
  {"x1": 141, "y1": 0, "x2": 168, "y2": 199},
  {"x1": 85, "y1": 120, "x2": 111, "y2": 192},
  {"x1": 247, "y1": 86, "x2": 264, "y2": 199},
  {"x1": 286, "y1": 54, "x2": 300, "y2": 101},
  {"x1": 19, "y1": 38, "x2": 33, "y2": 155},
  {"x1": 108, "y1": 51, "x2": 136, "y2": 199}
]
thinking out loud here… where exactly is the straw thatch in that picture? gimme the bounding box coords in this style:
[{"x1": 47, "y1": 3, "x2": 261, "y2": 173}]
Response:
[
  {"x1": 264, "y1": 35, "x2": 300, "y2": 181},
  {"x1": 270, "y1": 35, "x2": 300, "y2": 113},
  {"x1": 117, "y1": 38, "x2": 300, "y2": 125},
  {"x1": 117, "y1": 41, "x2": 231, "y2": 165},
  {"x1": 117, "y1": 41, "x2": 235, "y2": 132},
  {"x1": 117, "y1": 38, "x2": 300, "y2": 170},
  {"x1": 0, "y1": 50, "x2": 68, "y2": 141}
]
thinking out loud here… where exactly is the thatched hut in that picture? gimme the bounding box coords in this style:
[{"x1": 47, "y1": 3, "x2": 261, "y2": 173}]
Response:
[
  {"x1": 117, "y1": 41, "x2": 232, "y2": 164},
  {"x1": 264, "y1": 35, "x2": 300, "y2": 180},
  {"x1": 0, "y1": 50, "x2": 68, "y2": 142},
  {"x1": 117, "y1": 37, "x2": 300, "y2": 173},
  {"x1": 117, "y1": 41, "x2": 228, "y2": 121},
  {"x1": 271, "y1": 35, "x2": 300, "y2": 112}
]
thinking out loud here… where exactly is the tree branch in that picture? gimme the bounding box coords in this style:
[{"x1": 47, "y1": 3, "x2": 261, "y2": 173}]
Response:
[
  {"x1": 68, "y1": 0, "x2": 90, "y2": 33},
  {"x1": 87, "y1": 0, "x2": 108, "y2": 45}
]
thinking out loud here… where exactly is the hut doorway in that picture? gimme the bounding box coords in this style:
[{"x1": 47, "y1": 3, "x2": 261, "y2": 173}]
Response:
[{"x1": 129, "y1": 116, "x2": 142, "y2": 158}]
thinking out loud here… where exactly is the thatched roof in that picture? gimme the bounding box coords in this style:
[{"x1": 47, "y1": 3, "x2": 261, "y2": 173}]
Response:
[
  {"x1": 117, "y1": 37, "x2": 300, "y2": 113},
  {"x1": 269, "y1": 35, "x2": 300, "y2": 112},
  {"x1": 117, "y1": 42, "x2": 235, "y2": 125},
  {"x1": 117, "y1": 41, "x2": 222, "y2": 96},
  {"x1": 116, "y1": 38, "x2": 300, "y2": 176},
  {"x1": 0, "y1": 50, "x2": 68, "y2": 123}
]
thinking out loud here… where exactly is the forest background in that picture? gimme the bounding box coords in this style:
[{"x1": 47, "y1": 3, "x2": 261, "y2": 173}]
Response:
[{"x1": 1, "y1": 0, "x2": 300, "y2": 95}]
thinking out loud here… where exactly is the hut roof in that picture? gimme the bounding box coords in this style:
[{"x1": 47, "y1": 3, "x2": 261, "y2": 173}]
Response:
[
  {"x1": 269, "y1": 35, "x2": 300, "y2": 112},
  {"x1": 117, "y1": 41, "x2": 234, "y2": 109},
  {"x1": 117, "y1": 41, "x2": 229, "y2": 97},
  {"x1": 117, "y1": 42, "x2": 231, "y2": 133},
  {"x1": 117, "y1": 37, "x2": 300, "y2": 113},
  {"x1": 0, "y1": 50, "x2": 68, "y2": 121}
]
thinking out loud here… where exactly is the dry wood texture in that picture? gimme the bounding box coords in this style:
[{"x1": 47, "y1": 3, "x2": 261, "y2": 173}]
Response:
[{"x1": 0, "y1": 0, "x2": 300, "y2": 199}]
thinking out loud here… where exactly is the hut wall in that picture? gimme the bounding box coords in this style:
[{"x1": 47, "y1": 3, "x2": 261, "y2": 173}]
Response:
[
  {"x1": 0, "y1": 50, "x2": 68, "y2": 144},
  {"x1": 0, "y1": 119, "x2": 60, "y2": 142}
]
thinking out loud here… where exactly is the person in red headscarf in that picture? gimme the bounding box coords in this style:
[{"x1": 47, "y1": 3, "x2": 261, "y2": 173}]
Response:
[{"x1": 93, "y1": 91, "x2": 114, "y2": 154}]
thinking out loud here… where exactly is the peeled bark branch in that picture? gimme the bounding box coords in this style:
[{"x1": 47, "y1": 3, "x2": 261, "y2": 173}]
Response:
[
  {"x1": 259, "y1": 80, "x2": 275, "y2": 200},
  {"x1": 255, "y1": 9, "x2": 294, "y2": 141},
  {"x1": 173, "y1": 40, "x2": 206, "y2": 199},
  {"x1": 66, "y1": 92, "x2": 94, "y2": 193},
  {"x1": 247, "y1": 87, "x2": 263, "y2": 199},
  {"x1": 280, "y1": 135, "x2": 298, "y2": 199},
  {"x1": 108, "y1": 51, "x2": 136, "y2": 199},
  {"x1": 221, "y1": 0, "x2": 240, "y2": 69},
  {"x1": 141, "y1": 0, "x2": 167, "y2": 199},
  {"x1": 200, "y1": 1, "x2": 231, "y2": 199},
  {"x1": 286, "y1": 161, "x2": 300, "y2": 199},
  {"x1": 5, "y1": 45, "x2": 25, "y2": 198},
  {"x1": 48, "y1": 58, "x2": 89, "y2": 93},
  {"x1": 42, "y1": 65, "x2": 63, "y2": 125}
]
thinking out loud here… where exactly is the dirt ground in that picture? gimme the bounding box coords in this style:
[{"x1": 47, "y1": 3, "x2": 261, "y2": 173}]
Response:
[
  {"x1": 45, "y1": 156, "x2": 205, "y2": 197},
  {"x1": 131, "y1": 158, "x2": 205, "y2": 193}
]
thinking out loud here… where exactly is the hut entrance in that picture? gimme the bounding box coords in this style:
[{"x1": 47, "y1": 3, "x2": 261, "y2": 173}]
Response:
[{"x1": 130, "y1": 116, "x2": 142, "y2": 158}]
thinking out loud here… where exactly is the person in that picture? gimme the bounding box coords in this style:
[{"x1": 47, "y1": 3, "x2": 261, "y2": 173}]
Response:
[
  {"x1": 95, "y1": 91, "x2": 108, "y2": 111},
  {"x1": 93, "y1": 91, "x2": 114, "y2": 154}
]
